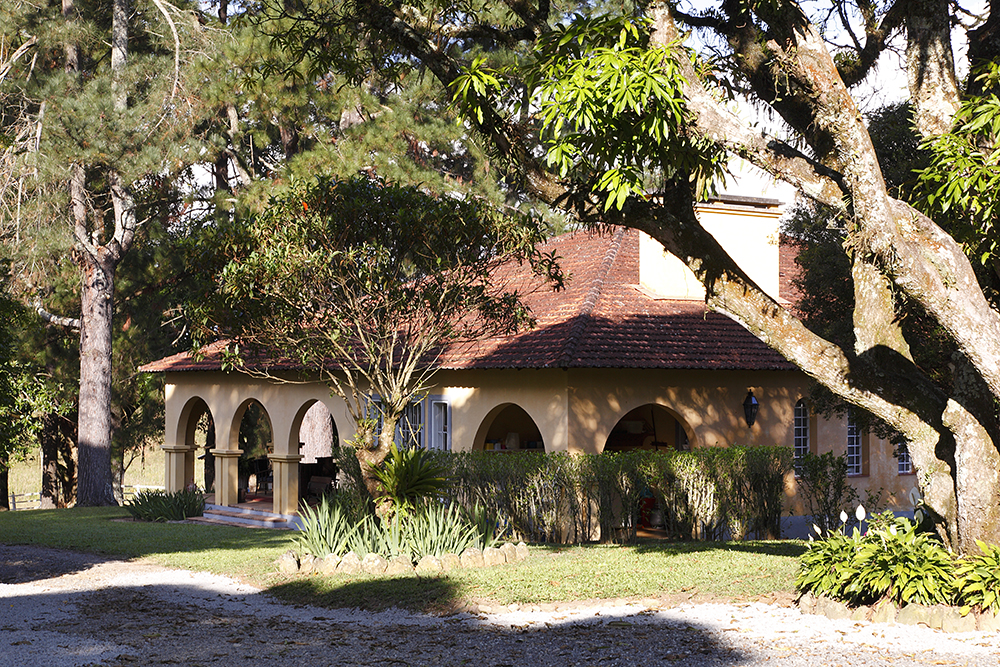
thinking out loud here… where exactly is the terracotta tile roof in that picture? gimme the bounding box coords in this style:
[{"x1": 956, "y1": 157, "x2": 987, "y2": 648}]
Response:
[{"x1": 141, "y1": 226, "x2": 795, "y2": 373}]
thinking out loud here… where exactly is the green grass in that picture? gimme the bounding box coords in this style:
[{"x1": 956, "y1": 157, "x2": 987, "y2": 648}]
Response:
[{"x1": 0, "y1": 507, "x2": 805, "y2": 613}]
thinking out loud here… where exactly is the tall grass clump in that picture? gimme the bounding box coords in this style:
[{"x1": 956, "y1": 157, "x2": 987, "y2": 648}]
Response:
[{"x1": 125, "y1": 487, "x2": 205, "y2": 522}]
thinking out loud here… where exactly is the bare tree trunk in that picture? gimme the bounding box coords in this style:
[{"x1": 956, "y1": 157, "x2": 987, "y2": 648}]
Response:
[
  {"x1": 0, "y1": 456, "x2": 9, "y2": 510},
  {"x1": 76, "y1": 251, "x2": 117, "y2": 505},
  {"x1": 39, "y1": 411, "x2": 61, "y2": 509}
]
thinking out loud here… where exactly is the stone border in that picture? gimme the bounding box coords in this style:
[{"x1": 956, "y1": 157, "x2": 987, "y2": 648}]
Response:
[
  {"x1": 276, "y1": 541, "x2": 530, "y2": 577},
  {"x1": 798, "y1": 592, "x2": 1000, "y2": 633}
]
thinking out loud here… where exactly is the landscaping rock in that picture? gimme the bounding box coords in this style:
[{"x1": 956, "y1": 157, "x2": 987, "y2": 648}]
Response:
[
  {"x1": 276, "y1": 551, "x2": 299, "y2": 575},
  {"x1": 415, "y1": 555, "x2": 443, "y2": 574},
  {"x1": 797, "y1": 592, "x2": 817, "y2": 614},
  {"x1": 460, "y1": 547, "x2": 485, "y2": 569},
  {"x1": 815, "y1": 595, "x2": 851, "y2": 620},
  {"x1": 441, "y1": 553, "x2": 462, "y2": 571},
  {"x1": 483, "y1": 546, "x2": 506, "y2": 567},
  {"x1": 499, "y1": 542, "x2": 518, "y2": 563},
  {"x1": 318, "y1": 554, "x2": 341, "y2": 575},
  {"x1": 979, "y1": 609, "x2": 1000, "y2": 632},
  {"x1": 361, "y1": 553, "x2": 388, "y2": 575},
  {"x1": 941, "y1": 607, "x2": 978, "y2": 633},
  {"x1": 850, "y1": 605, "x2": 871, "y2": 622},
  {"x1": 515, "y1": 542, "x2": 530, "y2": 561},
  {"x1": 336, "y1": 552, "x2": 362, "y2": 575},
  {"x1": 897, "y1": 603, "x2": 935, "y2": 628},
  {"x1": 298, "y1": 554, "x2": 318, "y2": 575},
  {"x1": 871, "y1": 600, "x2": 896, "y2": 625},
  {"x1": 385, "y1": 555, "x2": 414, "y2": 576}
]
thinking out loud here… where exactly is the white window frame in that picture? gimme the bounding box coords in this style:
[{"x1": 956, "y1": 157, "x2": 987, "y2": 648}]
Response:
[
  {"x1": 366, "y1": 395, "x2": 450, "y2": 451},
  {"x1": 429, "y1": 399, "x2": 451, "y2": 451},
  {"x1": 793, "y1": 400, "x2": 810, "y2": 470},
  {"x1": 846, "y1": 411, "x2": 862, "y2": 476},
  {"x1": 897, "y1": 443, "x2": 913, "y2": 475},
  {"x1": 397, "y1": 401, "x2": 424, "y2": 450}
]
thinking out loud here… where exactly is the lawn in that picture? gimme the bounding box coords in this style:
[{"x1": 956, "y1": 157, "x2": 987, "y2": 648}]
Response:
[{"x1": 0, "y1": 506, "x2": 805, "y2": 613}]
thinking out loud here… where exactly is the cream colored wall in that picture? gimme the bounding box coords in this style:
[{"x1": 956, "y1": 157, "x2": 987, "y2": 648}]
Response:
[
  {"x1": 165, "y1": 371, "x2": 355, "y2": 455},
  {"x1": 639, "y1": 202, "x2": 782, "y2": 301},
  {"x1": 429, "y1": 369, "x2": 570, "y2": 452},
  {"x1": 564, "y1": 368, "x2": 804, "y2": 454},
  {"x1": 784, "y1": 411, "x2": 917, "y2": 515},
  {"x1": 162, "y1": 365, "x2": 917, "y2": 517}
]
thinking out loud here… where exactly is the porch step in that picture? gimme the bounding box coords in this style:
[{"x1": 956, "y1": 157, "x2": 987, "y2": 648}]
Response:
[{"x1": 193, "y1": 504, "x2": 303, "y2": 530}]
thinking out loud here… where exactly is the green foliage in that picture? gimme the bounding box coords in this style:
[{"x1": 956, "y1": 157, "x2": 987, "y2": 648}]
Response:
[
  {"x1": 401, "y1": 502, "x2": 483, "y2": 559},
  {"x1": 798, "y1": 512, "x2": 956, "y2": 607},
  {"x1": 954, "y1": 540, "x2": 1000, "y2": 615},
  {"x1": 451, "y1": 13, "x2": 727, "y2": 212},
  {"x1": 917, "y1": 63, "x2": 1000, "y2": 275},
  {"x1": 295, "y1": 493, "x2": 361, "y2": 558},
  {"x1": 795, "y1": 451, "x2": 860, "y2": 537},
  {"x1": 370, "y1": 445, "x2": 451, "y2": 514},
  {"x1": 445, "y1": 447, "x2": 791, "y2": 544},
  {"x1": 125, "y1": 488, "x2": 205, "y2": 522},
  {"x1": 298, "y1": 495, "x2": 487, "y2": 562}
]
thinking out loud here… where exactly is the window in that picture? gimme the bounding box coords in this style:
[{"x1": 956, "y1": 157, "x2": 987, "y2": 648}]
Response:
[
  {"x1": 897, "y1": 443, "x2": 913, "y2": 475},
  {"x1": 793, "y1": 400, "x2": 810, "y2": 471},
  {"x1": 429, "y1": 400, "x2": 451, "y2": 451},
  {"x1": 398, "y1": 402, "x2": 423, "y2": 449},
  {"x1": 846, "y1": 411, "x2": 862, "y2": 476},
  {"x1": 366, "y1": 395, "x2": 450, "y2": 450}
]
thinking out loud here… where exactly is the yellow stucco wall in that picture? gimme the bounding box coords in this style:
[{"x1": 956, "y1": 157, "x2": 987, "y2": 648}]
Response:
[
  {"x1": 639, "y1": 202, "x2": 782, "y2": 301},
  {"x1": 162, "y1": 365, "x2": 916, "y2": 515}
]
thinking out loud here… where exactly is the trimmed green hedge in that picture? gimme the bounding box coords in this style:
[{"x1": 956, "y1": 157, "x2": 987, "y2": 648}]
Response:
[{"x1": 430, "y1": 446, "x2": 792, "y2": 544}]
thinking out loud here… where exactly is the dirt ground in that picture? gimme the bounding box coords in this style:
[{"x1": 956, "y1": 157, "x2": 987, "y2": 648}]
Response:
[{"x1": 2, "y1": 544, "x2": 999, "y2": 667}]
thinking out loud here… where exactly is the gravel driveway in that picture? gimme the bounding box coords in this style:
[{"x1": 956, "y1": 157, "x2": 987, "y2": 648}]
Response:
[{"x1": 2, "y1": 544, "x2": 999, "y2": 666}]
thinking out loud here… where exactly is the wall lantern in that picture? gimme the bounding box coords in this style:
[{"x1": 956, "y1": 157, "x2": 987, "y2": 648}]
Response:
[{"x1": 743, "y1": 389, "x2": 759, "y2": 428}]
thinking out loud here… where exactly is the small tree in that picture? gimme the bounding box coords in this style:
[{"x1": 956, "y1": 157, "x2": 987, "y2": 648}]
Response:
[{"x1": 197, "y1": 173, "x2": 562, "y2": 497}]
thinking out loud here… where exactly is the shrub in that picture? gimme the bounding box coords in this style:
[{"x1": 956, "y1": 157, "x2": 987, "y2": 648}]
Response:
[
  {"x1": 954, "y1": 540, "x2": 1000, "y2": 616},
  {"x1": 797, "y1": 511, "x2": 956, "y2": 607},
  {"x1": 371, "y1": 445, "x2": 450, "y2": 514},
  {"x1": 796, "y1": 451, "x2": 860, "y2": 536},
  {"x1": 125, "y1": 488, "x2": 205, "y2": 522},
  {"x1": 851, "y1": 513, "x2": 954, "y2": 606}
]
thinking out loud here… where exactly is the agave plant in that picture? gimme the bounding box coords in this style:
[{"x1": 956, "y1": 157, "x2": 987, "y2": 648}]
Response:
[{"x1": 295, "y1": 494, "x2": 360, "y2": 558}]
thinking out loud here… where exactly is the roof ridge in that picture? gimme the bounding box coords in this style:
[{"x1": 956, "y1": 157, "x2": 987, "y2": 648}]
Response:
[{"x1": 556, "y1": 227, "x2": 625, "y2": 367}]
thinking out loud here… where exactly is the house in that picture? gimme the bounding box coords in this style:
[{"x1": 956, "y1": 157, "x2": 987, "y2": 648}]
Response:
[{"x1": 141, "y1": 195, "x2": 917, "y2": 532}]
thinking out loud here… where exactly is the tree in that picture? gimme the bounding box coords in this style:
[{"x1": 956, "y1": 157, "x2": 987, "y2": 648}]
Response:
[
  {"x1": 196, "y1": 174, "x2": 562, "y2": 497},
  {"x1": 0, "y1": 267, "x2": 44, "y2": 509},
  {"x1": 253, "y1": 0, "x2": 1000, "y2": 552},
  {"x1": 1, "y1": 0, "x2": 211, "y2": 505}
]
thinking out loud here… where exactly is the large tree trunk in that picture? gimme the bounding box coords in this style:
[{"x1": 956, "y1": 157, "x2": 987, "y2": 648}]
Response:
[{"x1": 76, "y1": 252, "x2": 117, "y2": 506}]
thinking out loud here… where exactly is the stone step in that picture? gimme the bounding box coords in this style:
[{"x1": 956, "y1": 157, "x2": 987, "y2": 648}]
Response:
[{"x1": 196, "y1": 504, "x2": 302, "y2": 530}]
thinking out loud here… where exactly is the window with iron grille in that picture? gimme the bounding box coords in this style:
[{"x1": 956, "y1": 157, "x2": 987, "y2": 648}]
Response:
[
  {"x1": 794, "y1": 400, "x2": 810, "y2": 472},
  {"x1": 897, "y1": 443, "x2": 913, "y2": 475},
  {"x1": 846, "y1": 411, "x2": 862, "y2": 476}
]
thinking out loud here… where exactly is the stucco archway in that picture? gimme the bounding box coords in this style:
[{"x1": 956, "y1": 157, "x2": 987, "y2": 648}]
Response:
[
  {"x1": 292, "y1": 400, "x2": 339, "y2": 501},
  {"x1": 472, "y1": 403, "x2": 545, "y2": 452},
  {"x1": 603, "y1": 403, "x2": 696, "y2": 452},
  {"x1": 164, "y1": 396, "x2": 214, "y2": 494}
]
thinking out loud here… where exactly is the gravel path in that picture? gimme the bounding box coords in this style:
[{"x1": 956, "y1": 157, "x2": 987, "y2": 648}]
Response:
[{"x1": 2, "y1": 544, "x2": 999, "y2": 666}]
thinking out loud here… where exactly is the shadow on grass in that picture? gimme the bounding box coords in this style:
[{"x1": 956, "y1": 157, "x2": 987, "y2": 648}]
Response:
[
  {"x1": 268, "y1": 574, "x2": 462, "y2": 614},
  {"x1": 631, "y1": 539, "x2": 807, "y2": 558}
]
